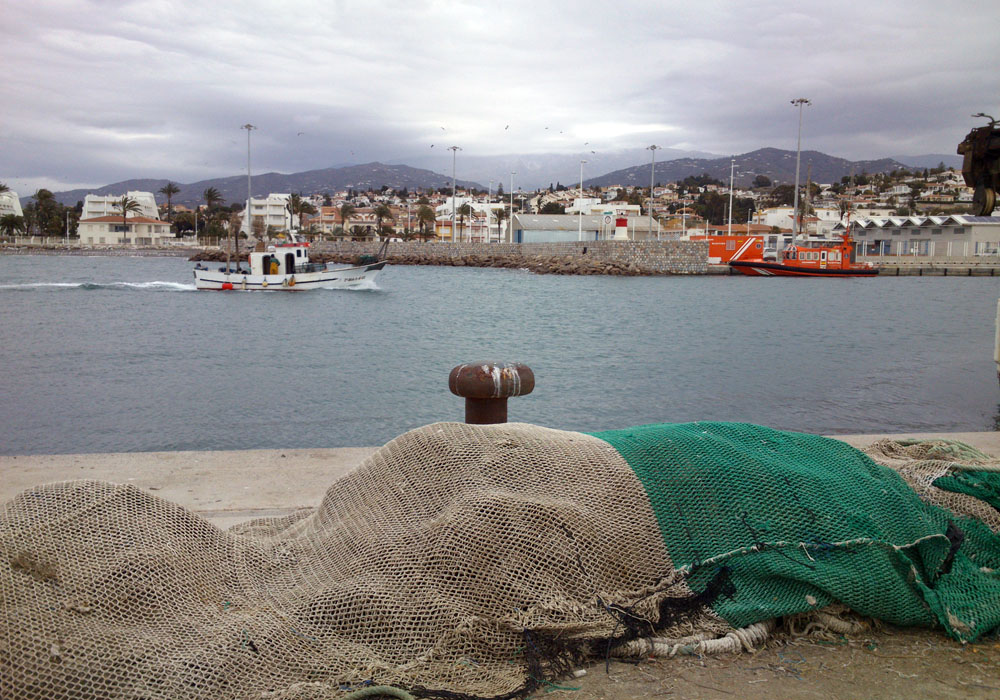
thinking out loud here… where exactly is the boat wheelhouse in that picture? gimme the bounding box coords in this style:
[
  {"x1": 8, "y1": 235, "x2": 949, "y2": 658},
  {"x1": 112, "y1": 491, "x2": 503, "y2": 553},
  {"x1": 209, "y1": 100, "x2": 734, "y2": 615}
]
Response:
[{"x1": 194, "y1": 237, "x2": 385, "y2": 290}]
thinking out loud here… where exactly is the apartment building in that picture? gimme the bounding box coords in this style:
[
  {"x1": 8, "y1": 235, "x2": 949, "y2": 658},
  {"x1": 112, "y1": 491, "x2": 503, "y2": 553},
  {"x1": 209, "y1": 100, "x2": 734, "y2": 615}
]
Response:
[
  {"x1": 0, "y1": 189, "x2": 23, "y2": 218},
  {"x1": 82, "y1": 192, "x2": 160, "y2": 220},
  {"x1": 240, "y1": 194, "x2": 292, "y2": 235}
]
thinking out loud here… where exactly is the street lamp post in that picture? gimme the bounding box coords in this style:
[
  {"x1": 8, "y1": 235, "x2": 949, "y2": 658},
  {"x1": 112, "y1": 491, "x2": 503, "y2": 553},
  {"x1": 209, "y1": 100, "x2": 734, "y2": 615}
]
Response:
[
  {"x1": 448, "y1": 146, "x2": 461, "y2": 243},
  {"x1": 647, "y1": 145, "x2": 659, "y2": 240},
  {"x1": 578, "y1": 160, "x2": 587, "y2": 241},
  {"x1": 510, "y1": 171, "x2": 516, "y2": 243},
  {"x1": 728, "y1": 156, "x2": 735, "y2": 237},
  {"x1": 239, "y1": 123, "x2": 255, "y2": 269},
  {"x1": 790, "y1": 98, "x2": 810, "y2": 246}
]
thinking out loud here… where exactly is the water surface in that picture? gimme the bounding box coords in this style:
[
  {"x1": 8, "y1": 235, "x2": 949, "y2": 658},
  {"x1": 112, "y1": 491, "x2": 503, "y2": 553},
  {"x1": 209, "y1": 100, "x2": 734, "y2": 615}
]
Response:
[{"x1": 1, "y1": 255, "x2": 997, "y2": 454}]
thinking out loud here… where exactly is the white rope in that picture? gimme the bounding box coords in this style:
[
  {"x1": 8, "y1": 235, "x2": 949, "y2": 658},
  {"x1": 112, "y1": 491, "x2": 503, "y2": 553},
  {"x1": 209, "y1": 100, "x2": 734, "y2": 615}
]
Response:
[{"x1": 614, "y1": 619, "x2": 775, "y2": 658}]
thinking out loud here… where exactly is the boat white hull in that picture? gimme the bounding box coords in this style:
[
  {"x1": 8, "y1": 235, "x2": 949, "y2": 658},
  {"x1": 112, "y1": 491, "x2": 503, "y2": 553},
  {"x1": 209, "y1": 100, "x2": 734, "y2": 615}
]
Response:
[{"x1": 194, "y1": 262, "x2": 385, "y2": 291}]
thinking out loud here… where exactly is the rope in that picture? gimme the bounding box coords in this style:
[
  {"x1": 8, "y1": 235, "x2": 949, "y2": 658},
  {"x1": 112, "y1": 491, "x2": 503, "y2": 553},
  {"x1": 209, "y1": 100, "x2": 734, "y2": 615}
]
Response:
[
  {"x1": 613, "y1": 619, "x2": 775, "y2": 658},
  {"x1": 342, "y1": 687, "x2": 415, "y2": 700}
]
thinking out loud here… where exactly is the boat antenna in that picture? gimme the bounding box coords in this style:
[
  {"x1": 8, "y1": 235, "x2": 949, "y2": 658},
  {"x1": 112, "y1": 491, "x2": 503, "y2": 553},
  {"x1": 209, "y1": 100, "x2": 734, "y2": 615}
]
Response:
[{"x1": 790, "y1": 98, "x2": 811, "y2": 248}]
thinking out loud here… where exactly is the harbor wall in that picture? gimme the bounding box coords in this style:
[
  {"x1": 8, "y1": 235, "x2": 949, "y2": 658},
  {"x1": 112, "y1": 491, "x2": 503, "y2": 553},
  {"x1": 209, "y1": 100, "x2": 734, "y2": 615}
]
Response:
[{"x1": 311, "y1": 239, "x2": 710, "y2": 274}]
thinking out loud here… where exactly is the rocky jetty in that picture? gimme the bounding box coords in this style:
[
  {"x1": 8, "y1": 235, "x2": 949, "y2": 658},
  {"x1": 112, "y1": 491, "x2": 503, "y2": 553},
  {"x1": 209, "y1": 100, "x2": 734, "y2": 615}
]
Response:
[{"x1": 189, "y1": 249, "x2": 656, "y2": 276}]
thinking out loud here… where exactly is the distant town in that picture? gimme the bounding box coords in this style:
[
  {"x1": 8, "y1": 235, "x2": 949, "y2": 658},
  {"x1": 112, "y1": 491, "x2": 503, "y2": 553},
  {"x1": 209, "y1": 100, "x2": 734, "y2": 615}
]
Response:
[{"x1": 1, "y1": 160, "x2": 998, "y2": 258}]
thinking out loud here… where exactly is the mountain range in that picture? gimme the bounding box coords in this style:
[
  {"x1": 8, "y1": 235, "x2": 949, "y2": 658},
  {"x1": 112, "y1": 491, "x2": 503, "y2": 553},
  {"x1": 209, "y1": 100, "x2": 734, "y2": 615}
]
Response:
[
  {"x1": 583, "y1": 148, "x2": 956, "y2": 189},
  {"x1": 28, "y1": 150, "x2": 962, "y2": 208}
]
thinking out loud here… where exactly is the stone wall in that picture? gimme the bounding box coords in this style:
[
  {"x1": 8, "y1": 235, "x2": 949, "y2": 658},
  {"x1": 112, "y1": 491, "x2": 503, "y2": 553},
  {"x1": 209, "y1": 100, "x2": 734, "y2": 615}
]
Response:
[{"x1": 311, "y1": 240, "x2": 709, "y2": 274}]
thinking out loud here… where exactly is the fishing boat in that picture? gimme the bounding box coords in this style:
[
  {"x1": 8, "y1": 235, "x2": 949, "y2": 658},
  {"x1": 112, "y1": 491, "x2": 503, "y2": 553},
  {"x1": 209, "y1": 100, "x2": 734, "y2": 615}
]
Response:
[
  {"x1": 728, "y1": 231, "x2": 877, "y2": 277},
  {"x1": 193, "y1": 235, "x2": 385, "y2": 291}
]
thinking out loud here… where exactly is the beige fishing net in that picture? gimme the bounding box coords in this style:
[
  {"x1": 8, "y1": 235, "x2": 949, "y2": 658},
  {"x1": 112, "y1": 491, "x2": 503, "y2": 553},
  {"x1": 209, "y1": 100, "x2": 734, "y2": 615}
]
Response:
[
  {"x1": 5, "y1": 422, "x2": 999, "y2": 700},
  {"x1": 0, "y1": 422, "x2": 726, "y2": 700}
]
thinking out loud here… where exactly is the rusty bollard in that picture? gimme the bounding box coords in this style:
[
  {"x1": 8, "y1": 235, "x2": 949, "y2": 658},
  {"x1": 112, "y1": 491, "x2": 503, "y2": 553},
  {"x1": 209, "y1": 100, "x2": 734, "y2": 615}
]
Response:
[{"x1": 449, "y1": 362, "x2": 535, "y2": 424}]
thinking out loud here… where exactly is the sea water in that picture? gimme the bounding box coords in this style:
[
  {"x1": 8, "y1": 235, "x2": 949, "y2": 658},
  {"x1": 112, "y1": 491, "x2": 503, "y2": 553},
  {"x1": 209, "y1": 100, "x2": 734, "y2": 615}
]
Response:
[{"x1": 0, "y1": 254, "x2": 997, "y2": 455}]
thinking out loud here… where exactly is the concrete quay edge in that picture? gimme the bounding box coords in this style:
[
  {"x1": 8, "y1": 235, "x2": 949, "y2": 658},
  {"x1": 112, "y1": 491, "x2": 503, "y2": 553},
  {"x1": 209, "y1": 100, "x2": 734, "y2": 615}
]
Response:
[{"x1": 2, "y1": 432, "x2": 997, "y2": 529}]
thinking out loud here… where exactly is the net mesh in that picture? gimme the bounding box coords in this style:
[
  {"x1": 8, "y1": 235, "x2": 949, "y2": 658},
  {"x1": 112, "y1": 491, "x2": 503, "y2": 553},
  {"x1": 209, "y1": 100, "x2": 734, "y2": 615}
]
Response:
[
  {"x1": 3, "y1": 421, "x2": 1000, "y2": 699},
  {"x1": 0, "y1": 423, "x2": 724, "y2": 700},
  {"x1": 589, "y1": 422, "x2": 1000, "y2": 642}
]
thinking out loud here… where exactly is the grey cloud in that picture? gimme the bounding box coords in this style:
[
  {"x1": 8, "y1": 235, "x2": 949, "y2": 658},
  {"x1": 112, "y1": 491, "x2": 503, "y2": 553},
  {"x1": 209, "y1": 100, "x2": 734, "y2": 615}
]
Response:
[{"x1": 2, "y1": 0, "x2": 998, "y2": 191}]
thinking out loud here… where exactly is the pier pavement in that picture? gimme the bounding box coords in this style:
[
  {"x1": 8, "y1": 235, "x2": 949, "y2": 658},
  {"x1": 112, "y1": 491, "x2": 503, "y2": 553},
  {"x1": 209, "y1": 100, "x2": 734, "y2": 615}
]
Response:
[
  {"x1": 2, "y1": 431, "x2": 997, "y2": 529},
  {"x1": 3, "y1": 431, "x2": 1000, "y2": 698}
]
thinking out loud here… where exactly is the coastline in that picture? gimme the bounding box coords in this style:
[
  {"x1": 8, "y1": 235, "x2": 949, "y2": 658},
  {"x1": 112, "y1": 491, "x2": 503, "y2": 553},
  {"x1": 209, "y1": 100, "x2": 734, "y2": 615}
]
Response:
[{"x1": 5, "y1": 243, "x2": 1000, "y2": 276}]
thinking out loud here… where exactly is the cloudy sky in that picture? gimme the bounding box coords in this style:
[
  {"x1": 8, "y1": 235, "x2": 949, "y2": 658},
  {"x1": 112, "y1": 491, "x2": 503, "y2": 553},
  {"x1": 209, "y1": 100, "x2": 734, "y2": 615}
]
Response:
[{"x1": 2, "y1": 0, "x2": 998, "y2": 194}]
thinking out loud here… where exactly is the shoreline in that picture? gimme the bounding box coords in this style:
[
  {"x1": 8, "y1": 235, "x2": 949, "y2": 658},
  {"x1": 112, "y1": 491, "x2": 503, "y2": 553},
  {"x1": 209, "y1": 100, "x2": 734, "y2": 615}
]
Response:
[{"x1": 5, "y1": 243, "x2": 1000, "y2": 276}]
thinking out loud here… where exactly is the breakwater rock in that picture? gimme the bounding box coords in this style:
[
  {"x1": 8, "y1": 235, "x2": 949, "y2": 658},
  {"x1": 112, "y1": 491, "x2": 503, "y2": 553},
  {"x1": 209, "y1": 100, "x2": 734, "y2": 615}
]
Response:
[
  {"x1": 189, "y1": 249, "x2": 657, "y2": 275},
  {"x1": 191, "y1": 240, "x2": 709, "y2": 275},
  {"x1": 322, "y1": 251, "x2": 655, "y2": 275}
]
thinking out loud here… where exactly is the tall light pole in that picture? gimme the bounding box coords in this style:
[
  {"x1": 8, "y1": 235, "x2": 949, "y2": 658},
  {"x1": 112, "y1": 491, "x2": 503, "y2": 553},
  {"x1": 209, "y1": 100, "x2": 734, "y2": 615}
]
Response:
[
  {"x1": 790, "y1": 98, "x2": 810, "y2": 246},
  {"x1": 448, "y1": 146, "x2": 461, "y2": 243},
  {"x1": 647, "y1": 145, "x2": 659, "y2": 239},
  {"x1": 488, "y1": 180, "x2": 493, "y2": 243},
  {"x1": 241, "y1": 124, "x2": 255, "y2": 244},
  {"x1": 727, "y1": 156, "x2": 735, "y2": 237},
  {"x1": 510, "y1": 171, "x2": 516, "y2": 243},
  {"x1": 578, "y1": 159, "x2": 587, "y2": 241}
]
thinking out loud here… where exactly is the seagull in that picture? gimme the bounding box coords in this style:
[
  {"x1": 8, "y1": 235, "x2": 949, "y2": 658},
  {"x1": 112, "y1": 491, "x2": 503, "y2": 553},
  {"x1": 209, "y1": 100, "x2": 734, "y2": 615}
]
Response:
[
  {"x1": 297, "y1": 132, "x2": 305, "y2": 136},
  {"x1": 430, "y1": 144, "x2": 434, "y2": 148},
  {"x1": 440, "y1": 126, "x2": 446, "y2": 130},
  {"x1": 505, "y1": 125, "x2": 509, "y2": 130}
]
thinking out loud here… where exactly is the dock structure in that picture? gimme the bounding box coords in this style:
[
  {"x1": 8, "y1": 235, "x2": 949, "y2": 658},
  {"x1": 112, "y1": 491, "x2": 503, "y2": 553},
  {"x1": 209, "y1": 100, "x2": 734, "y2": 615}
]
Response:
[
  {"x1": 870, "y1": 259, "x2": 1000, "y2": 275},
  {"x1": 3, "y1": 431, "x2": 998, "y2": 528}
]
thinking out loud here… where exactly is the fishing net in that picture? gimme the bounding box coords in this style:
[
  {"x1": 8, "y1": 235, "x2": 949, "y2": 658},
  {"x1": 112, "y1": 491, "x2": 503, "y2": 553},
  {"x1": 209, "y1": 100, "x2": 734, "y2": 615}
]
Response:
[{"x1": 3, "y1": 421, "x2": 1000, "y2": 699}]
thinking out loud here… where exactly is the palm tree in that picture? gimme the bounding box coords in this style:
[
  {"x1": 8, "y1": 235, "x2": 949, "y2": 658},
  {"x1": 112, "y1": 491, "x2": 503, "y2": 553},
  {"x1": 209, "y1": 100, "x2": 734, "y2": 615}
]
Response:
[
  {"x1": 203, "y1": 187, "x2": 222, "y2": 211},
  {"x1": 287, "y1": 193, "x2": 317, "y2": 232},
  {"x1": 32, "y1": 189, "x2": 57, "y2": 236},
  {"x1": 0, "y1": 213, "x2": 25, "y2": 237},
  {"x1": 339, "y1": 203, "x2": 356, "y2": 238},
  {"x1": 159, "y1": 182, "x2": 180, "y2": 220},
  {"x1": 456, "y1": 203, "x2": 473, "y2": 242},
  {"x1": 416, "y1": 204, "x2": 436, "y2": 240},
  {"x1": 373, "y1": 203, "x2": 393, "y2": 239},
  {"x1": 0, "y1": 182, "x2": 9, "y2": 194},
  {"x1": 115, "y1": 195, "x2": 142, "y2": 242},
  {"x1": 494, "y1": 207, "x2": 508, "y2": 243}
]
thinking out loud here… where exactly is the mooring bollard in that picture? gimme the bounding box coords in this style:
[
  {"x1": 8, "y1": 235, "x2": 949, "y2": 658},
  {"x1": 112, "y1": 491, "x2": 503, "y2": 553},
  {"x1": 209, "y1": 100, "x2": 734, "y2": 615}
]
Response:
[{"x1": 449, "y1": 362, "x2": 535, "y2": 424}]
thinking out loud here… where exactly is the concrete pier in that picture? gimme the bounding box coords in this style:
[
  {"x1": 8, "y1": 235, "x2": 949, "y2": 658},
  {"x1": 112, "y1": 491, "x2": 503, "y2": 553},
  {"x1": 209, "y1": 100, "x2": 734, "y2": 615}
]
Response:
[{"x1": 3, "y1": 431, "x2": 997, "y2": 529}]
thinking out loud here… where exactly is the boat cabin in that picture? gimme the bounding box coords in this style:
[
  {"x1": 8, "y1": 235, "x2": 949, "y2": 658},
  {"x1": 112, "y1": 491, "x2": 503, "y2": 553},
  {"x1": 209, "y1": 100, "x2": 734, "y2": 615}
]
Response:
[
  {"x1": 249, "y1": 243, "x2": 325, "y2": 275},
  {"x1": 780, "y1": 235, "x2": 858, "y2": 270}
]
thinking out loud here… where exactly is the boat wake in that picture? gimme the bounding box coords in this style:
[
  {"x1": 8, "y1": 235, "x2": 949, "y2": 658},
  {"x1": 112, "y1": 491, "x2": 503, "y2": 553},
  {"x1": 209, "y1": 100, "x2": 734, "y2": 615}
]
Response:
[
  {"x1": 0, "y1": 281, "x2": 197, "y2": 292},
  {"x1": 321, "y1": 279, "x2": 381, "y2": 292}
]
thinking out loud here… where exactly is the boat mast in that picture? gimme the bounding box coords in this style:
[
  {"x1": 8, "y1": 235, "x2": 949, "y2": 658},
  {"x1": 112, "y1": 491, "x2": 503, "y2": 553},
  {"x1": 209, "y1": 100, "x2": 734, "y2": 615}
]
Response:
[{"x1": 790, "y1": 98, "x2": 811, "y2": 248}]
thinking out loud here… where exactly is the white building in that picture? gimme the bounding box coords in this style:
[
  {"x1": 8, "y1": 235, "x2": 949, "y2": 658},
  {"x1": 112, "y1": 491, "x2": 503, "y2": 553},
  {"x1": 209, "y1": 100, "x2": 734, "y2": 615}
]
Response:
[
  {"x1": 753, "y1": 206, "x2": 842, "y2": 236},
  {"x1": 78, "y1": 215, "x2": 172, "y2": 246},
  {"x1": 0, "y1": 189, "x2": 23, "y2": 218},
  {"x1": 838, "y1": 215, "x2": 1000, "y2": 257},
  {"x1": 82, "y1": 192, "x2": 160, "y2": 220},
  {"x1": 241, "y1": 194, "x2": 292, "y2": 235}
]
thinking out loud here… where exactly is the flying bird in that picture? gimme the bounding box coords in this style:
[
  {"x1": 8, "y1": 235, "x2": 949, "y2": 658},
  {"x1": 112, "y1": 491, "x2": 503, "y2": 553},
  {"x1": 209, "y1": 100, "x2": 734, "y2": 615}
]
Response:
[
  {"x1": 440, "y1": 126, "x2": 446, "y2": 130},
  {"x1": 505, "y1": 125, "x2": 509, "y2": 130},
  {"x1": 430, "y1": 144, "x2": 434, "y2": 148},
  {"x1": 297, "y1": 132, "x2": 305, "y2": 136}
]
